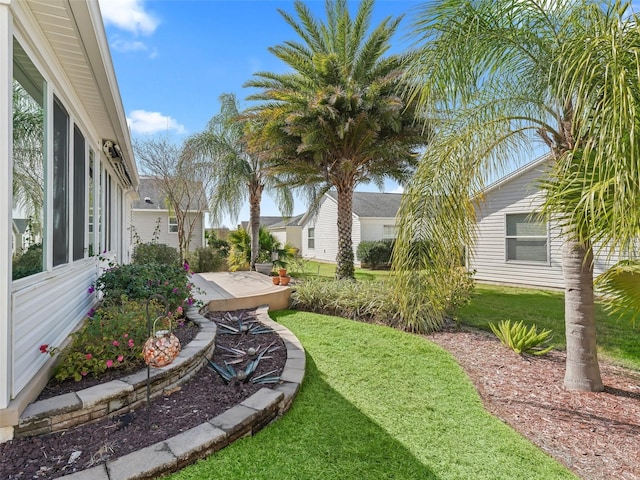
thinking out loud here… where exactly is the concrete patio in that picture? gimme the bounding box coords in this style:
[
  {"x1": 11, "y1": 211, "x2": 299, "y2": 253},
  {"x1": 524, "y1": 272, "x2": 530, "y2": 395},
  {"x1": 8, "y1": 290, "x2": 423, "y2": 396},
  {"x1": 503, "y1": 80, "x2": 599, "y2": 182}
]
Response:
[{"x1": 191, "y1": 271, "x2": 292, "y2": 312}]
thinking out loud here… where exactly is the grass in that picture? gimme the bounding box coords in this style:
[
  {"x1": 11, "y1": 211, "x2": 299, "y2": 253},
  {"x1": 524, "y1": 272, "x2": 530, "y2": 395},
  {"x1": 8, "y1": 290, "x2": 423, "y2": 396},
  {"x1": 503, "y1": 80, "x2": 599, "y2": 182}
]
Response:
[
  {"x1": 289, "y1": 259, "x2": 391, "y2": 281},
  {"x1": 457, "y1": 283, "x2": 640, "y2": 371},
  {"x1": 169, "y1": 310, "x2": 575, "y2": 480}
]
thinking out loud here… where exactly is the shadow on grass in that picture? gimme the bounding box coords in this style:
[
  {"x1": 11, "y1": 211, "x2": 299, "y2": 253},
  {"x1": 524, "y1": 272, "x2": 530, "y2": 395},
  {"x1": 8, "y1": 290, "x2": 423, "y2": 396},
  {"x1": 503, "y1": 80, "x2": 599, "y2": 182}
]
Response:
[{"x1": 170, "y1": 355, "x2": 439, "y2": 480}]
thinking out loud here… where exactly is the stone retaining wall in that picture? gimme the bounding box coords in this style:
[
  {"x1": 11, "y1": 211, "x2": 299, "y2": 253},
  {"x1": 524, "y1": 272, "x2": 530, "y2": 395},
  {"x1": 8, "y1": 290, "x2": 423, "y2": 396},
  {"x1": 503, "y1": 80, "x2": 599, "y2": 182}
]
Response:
[{"x1": 14, "y1": 308, "x2": 216, "y2": 438}]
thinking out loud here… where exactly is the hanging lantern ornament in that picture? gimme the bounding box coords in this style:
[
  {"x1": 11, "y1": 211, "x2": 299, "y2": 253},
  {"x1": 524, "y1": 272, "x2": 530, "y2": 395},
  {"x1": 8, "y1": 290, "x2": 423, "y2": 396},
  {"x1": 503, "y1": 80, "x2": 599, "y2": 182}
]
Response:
[{"x1": 143, "y1": 315, "x2": 181, "y2": 368}]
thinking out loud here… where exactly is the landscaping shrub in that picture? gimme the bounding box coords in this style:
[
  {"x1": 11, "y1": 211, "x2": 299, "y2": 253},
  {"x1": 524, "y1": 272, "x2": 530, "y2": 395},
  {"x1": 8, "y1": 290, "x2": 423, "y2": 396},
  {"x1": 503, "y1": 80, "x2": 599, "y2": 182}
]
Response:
[
  {"x1": 490, "y1": 319, "x2": 553, "y2": 355},
  {"x1": 132, "y1": 242, "x2": 180, "y2": 266},
  {"x1": 356, "y1": 240, "x2": 394, "y2": 269},
  {"x1": 94, "y1": 262, "x2": 196, "y2": 311},
  {"x1": 12, "y1": 243, "x2": 43, "y2": 280},
  {"x1": 188, "y1": 246, "x2": 226, "y2": 273},
  {"x1": 291, "y1": 278, "x2": 400, "y2": 326},
  {"x1": 40, "y1": 298, "x2": 182, "y2": 382}
]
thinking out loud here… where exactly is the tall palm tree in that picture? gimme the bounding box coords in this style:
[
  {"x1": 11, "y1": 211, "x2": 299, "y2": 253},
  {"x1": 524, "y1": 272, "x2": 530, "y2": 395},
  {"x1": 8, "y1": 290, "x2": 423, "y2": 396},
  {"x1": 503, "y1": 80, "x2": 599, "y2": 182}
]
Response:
[
  {"x1": 395, "y1": 0, "x2": 640, "y2": 391},
  {"x1": 244, "y1": 0, "x2": 427, "y2": 279},
  {"x1": 185, "y1": 93, "x2": 293, "y2": 271}
]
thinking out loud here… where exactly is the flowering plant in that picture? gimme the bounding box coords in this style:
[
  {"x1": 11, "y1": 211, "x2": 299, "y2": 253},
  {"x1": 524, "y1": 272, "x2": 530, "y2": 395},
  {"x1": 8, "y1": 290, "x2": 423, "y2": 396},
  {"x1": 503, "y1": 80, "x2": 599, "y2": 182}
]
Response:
[{"x1": 40, "y1": 297, "x2": 182, "y2": 382}]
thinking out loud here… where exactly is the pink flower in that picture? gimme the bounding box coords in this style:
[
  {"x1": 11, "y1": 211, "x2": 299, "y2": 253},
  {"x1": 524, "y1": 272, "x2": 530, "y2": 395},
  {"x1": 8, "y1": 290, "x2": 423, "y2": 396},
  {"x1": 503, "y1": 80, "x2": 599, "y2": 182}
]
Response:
[
  {"x1": 39, "y1": 344, "x2": 49, "y2": 354},
  {"x1": 117, "y1": 355, "x2": 124, "y2": 362},
  {"x1": 106, "y1": 359, "x2": 114, "y2": 368},
  {"x1": 176, "y1": 306, "x2": 183, "y2": 316},
  {"x1": 81, "y1": 371, "x2": 88, "y2": 376},
  {"x1": 112, "y1": 340, "x2": 120, "y2": 347},
  {"x1": 123, "y1": 333, "x2": 129, "y2": 338},
  {"x1": 85, "y1": 353, "x2": 92, "y2": 360},
  {"x1": 128, "y1": 339, "x2": 135, "y2": 348}
]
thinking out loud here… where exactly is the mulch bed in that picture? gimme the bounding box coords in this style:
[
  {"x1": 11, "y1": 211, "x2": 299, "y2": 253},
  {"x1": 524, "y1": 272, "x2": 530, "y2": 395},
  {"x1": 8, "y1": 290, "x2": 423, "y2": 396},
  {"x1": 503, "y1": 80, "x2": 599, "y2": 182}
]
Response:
[
  {"x1": 427, "y1": 324, "x2": 640, "y2": 480},
  {"x1": 0, "y1": 309, "x2": 286, "y2": 479}
]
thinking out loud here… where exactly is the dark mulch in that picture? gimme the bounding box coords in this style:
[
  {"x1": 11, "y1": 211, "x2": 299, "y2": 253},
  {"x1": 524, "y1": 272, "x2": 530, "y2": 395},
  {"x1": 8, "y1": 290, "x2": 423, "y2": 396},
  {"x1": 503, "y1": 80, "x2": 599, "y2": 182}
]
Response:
[
  {"x1": 428, "y1": 323, "x2": 640, "y2": 480},
  {"x1": 0, "y1": 309, "x2": 286, "y2": 479}
]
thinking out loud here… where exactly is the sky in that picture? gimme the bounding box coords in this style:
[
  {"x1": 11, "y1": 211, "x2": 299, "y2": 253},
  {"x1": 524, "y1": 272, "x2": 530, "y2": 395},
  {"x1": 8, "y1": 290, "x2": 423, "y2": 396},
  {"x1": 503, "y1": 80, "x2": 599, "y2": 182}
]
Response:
[{"x1": 98, "y1": 0, "x2": 425, "y2": 228}]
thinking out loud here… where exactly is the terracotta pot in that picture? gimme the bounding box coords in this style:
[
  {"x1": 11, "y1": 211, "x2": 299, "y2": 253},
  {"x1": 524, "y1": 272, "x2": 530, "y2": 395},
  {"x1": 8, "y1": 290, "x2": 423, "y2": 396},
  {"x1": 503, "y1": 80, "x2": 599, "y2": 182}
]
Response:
[
  {"x1": 279, "y1": 276, "x2": 290, "y2": 286},
  {"x1": 278, "y1": 268, "x2": 287, "y2": 277},
  {"x1": 272, "y1": 276, "x2": 280, "y2": 285}
]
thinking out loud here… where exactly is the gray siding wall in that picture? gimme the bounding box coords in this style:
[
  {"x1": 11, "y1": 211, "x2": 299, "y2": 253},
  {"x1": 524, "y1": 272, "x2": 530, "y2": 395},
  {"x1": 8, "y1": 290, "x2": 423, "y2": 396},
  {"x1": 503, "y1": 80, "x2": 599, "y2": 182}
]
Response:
[
  {"x1": 130, "y1": 210, "x2": 204, "y2": 253},
  {"x1": 470, "y1": 166, "x2": 618, "y2": 289}
]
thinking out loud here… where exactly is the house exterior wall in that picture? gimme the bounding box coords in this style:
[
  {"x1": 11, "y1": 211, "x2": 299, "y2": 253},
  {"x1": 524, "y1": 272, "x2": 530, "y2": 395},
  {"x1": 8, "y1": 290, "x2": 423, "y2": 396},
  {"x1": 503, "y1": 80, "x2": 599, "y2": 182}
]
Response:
[
  {"x1": 1, "y1": 1, "x2": 138, "y2": 430},
  {"x1": 130, "y1": 210, "x2": 205, "y2": 254},
  {"x1": 469, "y1": 161, "x2": 617, "y2": 289},
  {"x1": 300, "y1": 196, "x2": 362, "y2": 264}
]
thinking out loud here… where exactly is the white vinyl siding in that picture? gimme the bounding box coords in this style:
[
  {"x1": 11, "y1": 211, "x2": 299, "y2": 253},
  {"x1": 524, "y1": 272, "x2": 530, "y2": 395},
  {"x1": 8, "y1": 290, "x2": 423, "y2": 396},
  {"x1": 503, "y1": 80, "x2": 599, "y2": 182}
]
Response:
[{"x1": 131, "y1": 211, "x2": 205, "y2": 252}]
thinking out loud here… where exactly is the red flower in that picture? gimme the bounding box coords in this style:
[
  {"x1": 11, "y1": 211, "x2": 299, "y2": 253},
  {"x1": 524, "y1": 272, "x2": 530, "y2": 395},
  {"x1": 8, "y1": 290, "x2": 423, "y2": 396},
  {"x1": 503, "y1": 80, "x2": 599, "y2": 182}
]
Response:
[
  {"x1": 39, "y1": 344, "x2": 49, "y2": 354},
  {"x1": 85, "y1": 353, "x2": 93, "y2": 360}
]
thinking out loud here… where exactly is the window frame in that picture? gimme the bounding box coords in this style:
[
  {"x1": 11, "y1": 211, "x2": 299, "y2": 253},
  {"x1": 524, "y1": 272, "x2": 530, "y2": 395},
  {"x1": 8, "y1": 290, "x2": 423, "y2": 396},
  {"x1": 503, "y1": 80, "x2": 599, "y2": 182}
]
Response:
[
  {"x1": 307, "y1": 227, "x2": 315, "y2": 249},
  {"x1": 382, "y1": 224, "x2": 398, "y2": 240},
  {"x1": 504, "y1": 212, "x2": 549, "y2": 265},
  {"x1": 168, "y1": 216, "x2": 179, "y2": 234}
]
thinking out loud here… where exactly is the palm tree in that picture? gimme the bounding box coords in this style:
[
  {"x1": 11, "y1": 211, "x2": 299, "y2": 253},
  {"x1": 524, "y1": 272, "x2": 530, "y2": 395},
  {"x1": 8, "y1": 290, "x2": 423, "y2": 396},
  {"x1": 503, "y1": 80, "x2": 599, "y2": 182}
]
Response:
[
  {"x1": 395, "y1": 0, "x2": 640, "y2": 391},
  {"x1": 185, "y1": 93, "x2": 293, "y2": 271},
  {"x1": 244, "y1": 0, "x2": 427, "y2": 280}
]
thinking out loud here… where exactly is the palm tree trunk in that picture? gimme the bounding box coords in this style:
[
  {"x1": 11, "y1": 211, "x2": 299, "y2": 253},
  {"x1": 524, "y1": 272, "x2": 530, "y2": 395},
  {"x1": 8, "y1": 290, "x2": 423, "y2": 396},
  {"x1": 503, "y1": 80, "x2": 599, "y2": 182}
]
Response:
[
  {"x1": 562, "y1": 238, "x2": 603, "y2": 392},
  {"x1": 335, "y1": 182, "x2": 355, "y2": 280},
  {"x1": 248, "y1": 182, "x2": 263, "y2": 271}
]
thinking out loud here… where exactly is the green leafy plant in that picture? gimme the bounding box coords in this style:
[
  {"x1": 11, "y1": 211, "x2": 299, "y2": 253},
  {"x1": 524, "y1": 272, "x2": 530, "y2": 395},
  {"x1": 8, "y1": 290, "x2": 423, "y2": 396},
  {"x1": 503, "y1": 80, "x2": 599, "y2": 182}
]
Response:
[
  {"x1": 356, "y1": 240, "x2": 394, "y2": 269},
  {"x1": 132, "y1": 242, "x2": 180, "y2": 266},
  {"x1": 40, "y1": 298, "x2": 183, "y2": 382},
  {"x1": 188, "y1": 246, "x2": 226, "y2": 273},
  {"x1": 94, "y1": 262, "x2": 197, "y2": 311},
  {"x1": 227, "y1": 226, "x2": 297, "y2": 271},
  {"x1": 489, "y1": 320, "x2": 553, "y2": 356}
]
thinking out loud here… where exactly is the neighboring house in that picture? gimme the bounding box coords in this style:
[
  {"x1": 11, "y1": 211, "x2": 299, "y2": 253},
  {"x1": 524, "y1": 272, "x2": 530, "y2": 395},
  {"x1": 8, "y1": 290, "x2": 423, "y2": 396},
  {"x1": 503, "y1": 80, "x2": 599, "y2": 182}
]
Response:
[
  {"x1": 130, "y1": 177, "x2": 208, "y2": 254},
  {"x1": 299, "y1": 191, "x2": 402, "y2": 265},
  {"x1": 267, "y1": 214, "x2": 304, "y2": 252},
  {"x1": 469, "y1": 154, "x2": 618, "y2": 289},
  {"x1": 1, "y1": 1, "x2": 138, "y2": 441}
]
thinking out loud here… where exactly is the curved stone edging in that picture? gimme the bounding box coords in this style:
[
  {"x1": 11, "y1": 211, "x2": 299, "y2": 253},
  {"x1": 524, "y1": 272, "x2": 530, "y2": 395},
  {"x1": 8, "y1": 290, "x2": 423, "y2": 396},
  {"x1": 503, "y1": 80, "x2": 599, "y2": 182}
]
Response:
[
  {"x1": 62, "y1": 304, "x2": 305, "y2": 480},
  {"x1": 15, "y1": 307, "x2": 216, "y2": 438}
]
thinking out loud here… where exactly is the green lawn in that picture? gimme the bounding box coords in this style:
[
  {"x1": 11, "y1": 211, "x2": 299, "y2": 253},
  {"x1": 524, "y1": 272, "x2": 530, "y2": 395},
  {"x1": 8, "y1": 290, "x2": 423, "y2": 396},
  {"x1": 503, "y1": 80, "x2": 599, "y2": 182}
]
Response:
[
  {"x1": 169, "y1": 310, "x2": 575, "y2": 480},
  {"x1": 289, "y1": 259, "x2": 391, "y2": 281},
  {"x1": 457, "y1": 283, "x2": 640, "y2": 371}
]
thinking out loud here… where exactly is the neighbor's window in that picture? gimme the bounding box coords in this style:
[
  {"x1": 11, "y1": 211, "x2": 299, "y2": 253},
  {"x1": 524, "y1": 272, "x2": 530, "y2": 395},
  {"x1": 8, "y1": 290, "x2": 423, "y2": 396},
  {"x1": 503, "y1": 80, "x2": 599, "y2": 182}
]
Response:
[
  {"x1": 383, "y1": 225, "x2": 398, "y2": 240},
  {"x1": 169, "y1": 216, "x2": 178, "y2": 233},
  {"x1": 308, "y1": 227, "x2": 315, "y2": 249},
  {"x1": 505, "y1": 213, "x2": 548, "y2": 263}
]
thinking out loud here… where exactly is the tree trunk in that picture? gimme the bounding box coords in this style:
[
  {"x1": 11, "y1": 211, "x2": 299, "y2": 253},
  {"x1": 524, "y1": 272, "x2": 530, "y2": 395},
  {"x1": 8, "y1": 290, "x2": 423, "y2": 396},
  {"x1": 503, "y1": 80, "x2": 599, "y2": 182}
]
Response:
[
  {"x1": 335, "y1": 182, "x2": 355, "y2": 280},
  {"x1": 562, "y1": 238, "x2": 603, "y2": 391},
  {"x1": 248, "y1": 181, "x2": 263, "y2": 271}
]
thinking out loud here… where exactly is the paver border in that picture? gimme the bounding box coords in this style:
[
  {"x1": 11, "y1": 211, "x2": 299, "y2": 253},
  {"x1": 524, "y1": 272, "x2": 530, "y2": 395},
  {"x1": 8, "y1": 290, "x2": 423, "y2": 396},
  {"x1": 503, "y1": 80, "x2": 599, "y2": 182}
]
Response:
[{"x1": 62, "y1": 305, "x2": 305, "y2": 479}]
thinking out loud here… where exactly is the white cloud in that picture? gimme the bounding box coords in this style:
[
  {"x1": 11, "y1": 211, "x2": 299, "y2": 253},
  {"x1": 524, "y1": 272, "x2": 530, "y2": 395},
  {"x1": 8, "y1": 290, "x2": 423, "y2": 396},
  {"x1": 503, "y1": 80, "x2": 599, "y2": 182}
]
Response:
[
  {"x1": 110, "y1": 36, "x2": 159, "y2": 59},
  {"x1": 99, "y1": 0, "x2": 159, "y2": 36},
  {"x1": 127, "y1": 110, "x2": 187, "y2": 135}
]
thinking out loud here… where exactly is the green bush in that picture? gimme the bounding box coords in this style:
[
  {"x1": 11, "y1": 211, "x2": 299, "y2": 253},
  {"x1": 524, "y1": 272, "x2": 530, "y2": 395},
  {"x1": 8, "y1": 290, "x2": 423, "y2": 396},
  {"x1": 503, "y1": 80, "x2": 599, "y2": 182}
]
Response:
[
  {"x1": 489, "y1": 320, "x2": 553, "y2": 355},
  {"x1": 292, "y1": 278, "x2": 400, "y2": 326},
  {"x1": 12, "y1": 243, "x2": 43, "y2": 280},
  {"x1": 40, "y1": 298, "x2": 183, "y2": 382},
  {"x1": 95, "y1": 262, "x2": 196, "y2": 311},
  {"x1": 188, "y1": 246, "x2": 226, "y2": 273},
  {"x1": 356, "y1": 240, "x2": 394, "y2": 269},
  {"x1": 132, "y1": 242, "x2": 180, "y2": 266}
]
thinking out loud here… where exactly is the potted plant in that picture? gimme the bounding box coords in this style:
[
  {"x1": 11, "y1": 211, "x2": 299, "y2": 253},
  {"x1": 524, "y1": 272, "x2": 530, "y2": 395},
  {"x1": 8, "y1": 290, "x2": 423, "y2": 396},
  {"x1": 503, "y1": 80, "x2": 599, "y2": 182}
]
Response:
[
  {"x1": 254, "y1": 250, "x2": 273, "y2": 275},
  {"x1": 279, "y1": 274, "x2": 291, "y2": 286},
  {"x1": 270, "y1": 271, "x2": 280, "y2": 285}
]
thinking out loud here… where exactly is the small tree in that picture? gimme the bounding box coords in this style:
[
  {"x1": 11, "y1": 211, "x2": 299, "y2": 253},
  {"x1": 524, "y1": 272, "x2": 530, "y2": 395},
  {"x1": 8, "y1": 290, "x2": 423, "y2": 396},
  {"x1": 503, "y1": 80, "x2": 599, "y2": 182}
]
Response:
[{"x1": 134, "y1": 137, "x2": 211, "y2": 263}]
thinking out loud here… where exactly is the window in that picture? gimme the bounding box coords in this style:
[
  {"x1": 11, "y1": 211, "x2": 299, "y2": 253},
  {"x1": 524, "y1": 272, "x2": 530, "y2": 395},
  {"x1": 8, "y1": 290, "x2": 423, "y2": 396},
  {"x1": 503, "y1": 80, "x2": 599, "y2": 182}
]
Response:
[
  {"x1": 505, "y1": 213, "x2": 548, "y2": 263},
  {"x1": 12, "y1": 41, "x2": 46, "y2": 280},
  {"x1": 52, "y1": 97, "x2": 69, "y2": 267},
  {"x1": 383, "y1": 225, "x2": 398, "y2": 240},
  {"x1": 88, "y1": 150, "x2": 95, "y2": 256},
  {"x1": 169, "y1": 216, "x2": 178, "y2": 233},
  {"x1": 308, "y1": 227, "x2": 315, "y2": 249},
  {"x1": 73, "y1": 125, "x2": 86, "y2": 261}
]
